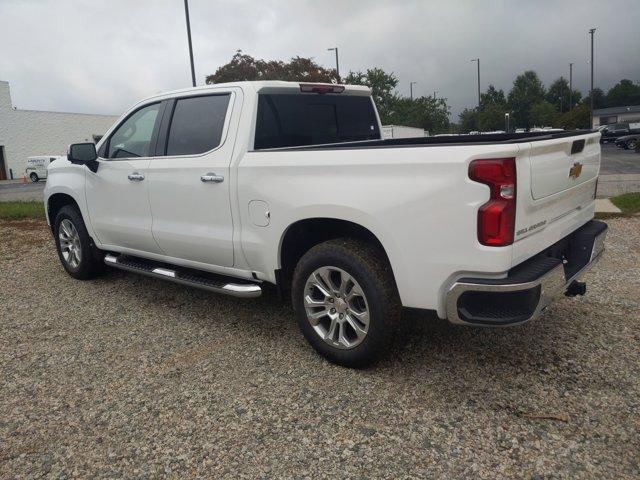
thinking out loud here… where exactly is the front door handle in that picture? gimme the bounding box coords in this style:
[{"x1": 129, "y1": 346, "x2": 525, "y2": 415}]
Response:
[
  {"x1": 201, "y1": 173, "x2": 224, "y2": 183},
  {"x1": 127, "y1": 172, "x2": 145, "y2": 182}
]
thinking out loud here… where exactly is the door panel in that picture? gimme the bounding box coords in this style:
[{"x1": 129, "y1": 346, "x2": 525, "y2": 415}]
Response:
[
  {"x1": 147, "y1": 91, "x2": 239, "y2": 267},
  {"x1": 0, "y1": 147, "x2": 7, "y2": 180},
  {"x1": 86, "y1": 158, "x2": 162, "y2": 253},
  {"x1": 147, "y1": 159, "x2": 233, "y2": 265},
  {"x1": 85, "y1": 101, "x2": 165, "y2": 253}
]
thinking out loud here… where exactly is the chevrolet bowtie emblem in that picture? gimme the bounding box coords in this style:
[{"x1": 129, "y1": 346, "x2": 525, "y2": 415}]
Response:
[{"x1": 569, "y1": 162, "x2": 583, "y2": 179}]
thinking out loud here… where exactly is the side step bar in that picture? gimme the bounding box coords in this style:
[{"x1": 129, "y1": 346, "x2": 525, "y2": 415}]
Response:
[{"x1": 104, "y1": 254, "x2": 261, "y2": 298}]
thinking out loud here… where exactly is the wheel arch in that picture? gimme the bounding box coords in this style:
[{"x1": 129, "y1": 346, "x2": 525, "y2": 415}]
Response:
[
  {"x1": 47, "y1": 193, "x2": 82, "y2": 232},
  {"x1": 277, "y1": 217, "x2": 395, "y2": 292}
]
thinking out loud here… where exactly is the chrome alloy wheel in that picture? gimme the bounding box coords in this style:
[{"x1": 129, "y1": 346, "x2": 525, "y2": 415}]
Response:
[
  {"x1": 58, "y1": 219, "x2": 82, "y2": 269},
  {"x1": 303, "y1": 266, "x2": 370, "y2": 349}
]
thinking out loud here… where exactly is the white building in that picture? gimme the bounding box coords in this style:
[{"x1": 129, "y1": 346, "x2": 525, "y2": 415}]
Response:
[
  {"x1": 592, "y1": 105, "x2": 640, "y2": 128},
  {"x1": 0, "y1": 80, "x2": 118, "y2": 180},
  {"x1": 381, "y1": 125, "x2": 427, "y2": 139}
]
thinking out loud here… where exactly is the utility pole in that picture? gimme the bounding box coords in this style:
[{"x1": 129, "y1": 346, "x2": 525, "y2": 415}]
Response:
[
  {"x1": 327, "y1": 47, "x2": 340, "y2": 79},
  {"x1": 589, "y1": 28, "x2": 596, "y2": 128},
  {"x1": 560, "y1": 76, "x2": 564, "y2": 113},
  {"x1": 471, "y1": 59, "x2": 481, "y2": 109},
  {"x1": 184, "y1": 0, "x2": 196, "y2": 87},
  {"x1": 505, "y1": 113, "x2": 510, "y2": 133},
  {"x1": 410, "y1": 81, "x2": 417, "y2": 101},
  {"x1": 433, "y1": 91, "x2": 438, "y2": 100},
  {"x1": 569, "y1": 63, "x2": 573, "y2": 110}
]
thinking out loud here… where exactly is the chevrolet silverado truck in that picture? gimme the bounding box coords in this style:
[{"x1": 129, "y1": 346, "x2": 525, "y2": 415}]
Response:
[{"x1": 44, "y1": 81, "x2": 607, "y2": 367}]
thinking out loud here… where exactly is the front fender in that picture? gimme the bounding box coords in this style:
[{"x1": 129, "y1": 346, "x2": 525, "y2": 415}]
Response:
[{"x1": 43, "y1": 164, "x2": 91, "y2": 235}]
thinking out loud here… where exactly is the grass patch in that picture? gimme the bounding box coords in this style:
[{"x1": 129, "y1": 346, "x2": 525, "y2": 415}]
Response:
[
  {"x1": 610, "y1": 192, "x2": 640, "y2": 215},
  {"x1": 0, "y1": 201, "x2": 45, "y2": 220}
]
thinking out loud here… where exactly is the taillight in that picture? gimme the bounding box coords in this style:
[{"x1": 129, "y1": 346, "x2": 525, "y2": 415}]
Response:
[
  {"x1": 299, "y1": 83, "x2": 345, "y2": 94},
  {"x1": 469, "y1": 157, "x2": 516, "y2": 246}
]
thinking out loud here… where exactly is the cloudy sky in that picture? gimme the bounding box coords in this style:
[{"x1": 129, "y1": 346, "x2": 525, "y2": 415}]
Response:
[{"x1": 1, "y1": 0, "x2": 639, "y2": 119}]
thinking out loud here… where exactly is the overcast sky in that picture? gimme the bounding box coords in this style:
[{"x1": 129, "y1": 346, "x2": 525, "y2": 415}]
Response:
[{"x1": 1, "y1": 0, "x2": 639, "y2": 119}]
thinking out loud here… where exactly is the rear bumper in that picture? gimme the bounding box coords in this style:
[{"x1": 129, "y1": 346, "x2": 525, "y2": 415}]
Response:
[{"x1": 445, "y1": 219, "x2": 607, "y2": 326}]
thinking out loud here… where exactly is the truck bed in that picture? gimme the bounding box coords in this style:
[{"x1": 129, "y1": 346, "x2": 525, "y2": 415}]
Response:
[{"x1": 261, "y1": 130, "x2": 595, "y2": 151}]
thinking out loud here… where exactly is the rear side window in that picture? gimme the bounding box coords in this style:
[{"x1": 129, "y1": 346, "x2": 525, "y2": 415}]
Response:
[
  {"x1": 254, "y1": 94, "x2": 380, "y2": 150},
  {"x1": 166, "y1": 94, "x2": 230, "y2": 156}
]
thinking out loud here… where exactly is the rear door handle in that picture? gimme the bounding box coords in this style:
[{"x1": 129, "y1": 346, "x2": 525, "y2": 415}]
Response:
[
  {"x1": 201, "y1": 173, "x2": 224, "y2": 183},
  {"x1": 127, "y1": 172, "x2": 145, "y2": 182}
]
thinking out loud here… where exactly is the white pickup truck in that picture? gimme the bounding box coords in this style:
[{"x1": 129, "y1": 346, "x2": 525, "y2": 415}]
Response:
[{"x1": 44, "y1": 81, "x2": 607, "y2": 367}]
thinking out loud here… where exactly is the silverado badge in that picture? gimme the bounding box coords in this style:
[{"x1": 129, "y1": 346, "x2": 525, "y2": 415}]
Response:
[{"x1": 569, "y1": 162, "x2": 583, "y2": 179}]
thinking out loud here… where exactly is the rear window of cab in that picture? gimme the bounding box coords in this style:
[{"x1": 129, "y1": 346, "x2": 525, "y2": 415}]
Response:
[{"x1": 254, "y1": 94, "x2": 380, "y2": 150}]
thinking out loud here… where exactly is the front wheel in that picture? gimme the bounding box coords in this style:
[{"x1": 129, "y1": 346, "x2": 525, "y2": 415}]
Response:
[
  {"x1": 627, "y1": 140, "x2": 637, "y2": 150},
  {"x1": 292, "y1": 238, "x2": 401, "y2": 368},
  {"x1": 54, "y1": 205, "x2": 104, "y2": 279},
  {"x1": 30, "y1": 172, "x2": 38, "y2": 182}
]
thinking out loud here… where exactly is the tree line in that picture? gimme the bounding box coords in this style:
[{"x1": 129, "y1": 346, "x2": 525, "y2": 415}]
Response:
[
  {"x1": 459, "y1": 73, "x2": 640, "y2": 132},
  {"x1": 207, "y1": 51, "x2": 640, "y2": 134},
  {"x1": 206, "y1": 51, "x2": 450, "y2": 134}
]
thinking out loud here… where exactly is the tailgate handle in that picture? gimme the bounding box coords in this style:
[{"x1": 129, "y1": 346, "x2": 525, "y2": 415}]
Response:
[{"x1": 571, "y1": 139, "x2": 585, "y2": 155}]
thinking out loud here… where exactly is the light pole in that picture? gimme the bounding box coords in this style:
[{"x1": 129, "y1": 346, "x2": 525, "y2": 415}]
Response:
[
  {"x1": 327, "y1": 47, "x2": 340, "y2": 79},
  {"x1": 569, "y1": 63, "x2": 573, "y2": 110},
  {"x1": 560, "y1": 76, "x2": 564, "y2": 113},
  {"x1": 183, "y1": 0, "x2": 196, "y2": 87},
  {"x1": 505, "y1": 113, "x2": 510, "y2": 133},
  {"x1": 589, "y1": 28, "x2": 596, "y2": 128},
  {"x1": 433, "y1": 90, "x2": 438, "y2": 99},
  {"x1": 410, "y1": 81, "x2": 417, "y2": 101},
  {"x1": 471, "y1": 58, "x2": 481, "y2": 110}
]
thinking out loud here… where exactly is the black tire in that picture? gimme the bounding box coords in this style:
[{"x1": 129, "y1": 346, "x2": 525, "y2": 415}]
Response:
[
  {"x1": 53, "y1": 205, "x2": 105, "y2": 280},
  {"x1": 627, "y1": 140, "x2": 637, "y2": 150},
  {"x1": 292, "y1": 238, "x2": 401, "y2": 368},
  {"x1": 30, "y1": 172, "x2": 38, "y2": 182}
]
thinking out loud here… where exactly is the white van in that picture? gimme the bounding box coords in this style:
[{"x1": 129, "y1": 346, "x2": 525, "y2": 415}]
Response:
[{"x1": 25, "y1": 156, "x2": 59, "y2": 182}]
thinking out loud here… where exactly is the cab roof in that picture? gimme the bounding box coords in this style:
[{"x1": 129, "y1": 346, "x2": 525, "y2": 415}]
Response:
[{"x1": 138, "y1": 81, "x2": 371, "y2": 106}]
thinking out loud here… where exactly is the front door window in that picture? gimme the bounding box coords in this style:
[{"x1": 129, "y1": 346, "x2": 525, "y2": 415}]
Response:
[{"x1": 107, "y1": 103, "x2": 161, "y2": 159}]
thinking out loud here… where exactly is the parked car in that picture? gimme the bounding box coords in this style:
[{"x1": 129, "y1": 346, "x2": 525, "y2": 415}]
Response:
[
  {"x1": 44, "y1": 81, "x2": 607, "y2": 367},
  {"x1": 600, "y1": 122, "x2": 640, "y2": 143},
  {"x1": 25, "y1": 155, "x2": 59, "y2": 182},
  {"x1": 614, "y1": 134, "x2": 638, "y2": 150}
]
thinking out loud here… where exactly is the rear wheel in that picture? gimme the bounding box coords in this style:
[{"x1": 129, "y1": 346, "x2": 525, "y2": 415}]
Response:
[
  {"x1": 292, "y1": 238, "x2": 401, "y2": 368},
  {"x1": 627, "y1": 139, "x2": 637, "y2": 150},
  {"x1": 54, "y1": 205, "x2": 104, "y2": 279},
  {"x1": 30, "y1": 172, "x2": 38, "y2": 182}
]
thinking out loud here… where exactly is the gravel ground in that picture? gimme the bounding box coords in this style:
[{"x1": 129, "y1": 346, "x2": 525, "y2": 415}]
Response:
[{"x1": 0, "y1": 217, "x2": 638, "y2": 479}]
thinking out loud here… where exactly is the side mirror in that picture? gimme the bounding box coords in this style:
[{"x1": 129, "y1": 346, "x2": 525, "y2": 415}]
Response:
[{"x1": 67, "y1": 143, "x2": 99, "y2": 173}]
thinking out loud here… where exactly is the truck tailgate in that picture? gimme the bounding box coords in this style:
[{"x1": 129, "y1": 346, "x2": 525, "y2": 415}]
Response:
[
  {"x1": 530, "y1": 135, "x2": 600, "y2": 199},
  {"x1": 513, "y1": 132, "x2": 600, "y2": 266}
]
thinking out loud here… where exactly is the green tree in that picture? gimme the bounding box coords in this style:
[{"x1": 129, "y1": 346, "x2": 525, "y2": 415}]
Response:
[
  {"x1": 507, "y1": 71, "x2": 546, "y2": 128},
  {"x1": 582, "y1": 87, "x2": 606, "y2": 109},
  {"x1": 478, "y1": 104, "x2": 508, "y2": 131},
  {"x1": 546, "y1": 77, "x2": 582, "y2": 113},
  {"x1": 344, "y1": 68, "x2": 399, "y2": 123},
  {"x1": 206, "y1": 50, "x2": 338, "y2": 84},
  {"x1": 529, "y1": 101, "x2": 558, "y2": 127},
  {"x1": 605, "y1": 79, "x2": 640, "y2": 107},
  {"x1": 480, "y1": 85, "x2": 506, "y2": 108},
  {"x1": 387, "y1": 96, "x2": 450, "y2": 134},
  {"x1": 554, "y1": 104, "x2": 590, "y2": 129},
  {"x1": 458, "y1": 108, "x2": 479, "y2": 133}
]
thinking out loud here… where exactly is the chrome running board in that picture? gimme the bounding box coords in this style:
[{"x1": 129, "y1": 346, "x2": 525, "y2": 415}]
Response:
[{"x1": 104, "y1": 254, "x2": 261, "y2": 298}]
